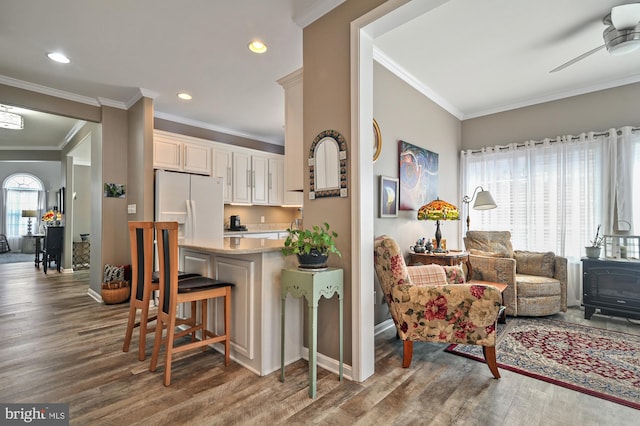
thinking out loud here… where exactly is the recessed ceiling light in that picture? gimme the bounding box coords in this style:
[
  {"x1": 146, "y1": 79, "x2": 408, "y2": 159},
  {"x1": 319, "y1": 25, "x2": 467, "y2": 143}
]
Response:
[
  {"x1": 0, "y1": 105, "x2": 24, "y2": 130},
  {"x1": 177, "y1": 93, "x2": 192, "y2": 100},
  {"x1": 248, "y1": 40, "x2": 267, "y2": 54},
  {"x1": 47, "y1": 52, "x2": 70, "y2": 64}
]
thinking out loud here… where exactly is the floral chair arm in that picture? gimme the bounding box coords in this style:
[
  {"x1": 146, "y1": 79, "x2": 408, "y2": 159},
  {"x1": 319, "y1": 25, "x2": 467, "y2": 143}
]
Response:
[
  {"x1": 387, "y1": 283, "x2": 502, "y2": 346},
  {"x1": 468, "y1": 254, "x2": 517, "y2": 315}
]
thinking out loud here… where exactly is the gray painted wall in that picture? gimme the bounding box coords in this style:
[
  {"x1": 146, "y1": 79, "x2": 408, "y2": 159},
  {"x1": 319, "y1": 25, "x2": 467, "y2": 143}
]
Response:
[
  {"x1": 462, "y1": 82, "x2": 640, "y2": 149},
  {"x1": 373, "y1": 62, "x2": 462, "y2": 325}
]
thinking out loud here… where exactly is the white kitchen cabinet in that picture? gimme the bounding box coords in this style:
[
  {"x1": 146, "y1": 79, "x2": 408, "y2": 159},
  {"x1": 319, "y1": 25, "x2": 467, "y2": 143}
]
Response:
[
  {"x1": 154, "y1": 129, "x2": 291, "y2": 206},
  {"x1": 251, "y1": 154, "x2": 270, "y2": 205},
  {"x1": 153, "y1": 135, "x2": 181, "y2": 171},
  {"x1": 277, "y1": 68, "x2": 303, "y2": 192},
  {"x1": 212, "y1": 256, "x2": 255, "y2": 360},
  {"x1": 283, "y1": 191, "x2": 303, "y2": 206},
  {"x1": 232, "y1": 150, "x2": 252, "y2": 204},
  {"x1": 179, "y1": 241, "x2": 303, "y2": 377},
  {"x1": 181, "y1": 250, "x2": 212, "y2": 277},
  {"x1": 230, "y1": 149, "x2": 276, "y2": 205},
  {"x1": 153, "y1": 130, "x2": 211, "y2": 175},
  {"x1": 212, "y1": 145, "x2": 233, "y2": 203},
  {"x1": 268, "y1": 156, "x2": 284, "y2": 206}
]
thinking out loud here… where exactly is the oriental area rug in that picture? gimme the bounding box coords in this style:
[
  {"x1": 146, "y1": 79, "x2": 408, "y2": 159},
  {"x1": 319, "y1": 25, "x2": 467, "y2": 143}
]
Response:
[{"x1": 445, "y1": 317, "x2": 640, "y2": 410}]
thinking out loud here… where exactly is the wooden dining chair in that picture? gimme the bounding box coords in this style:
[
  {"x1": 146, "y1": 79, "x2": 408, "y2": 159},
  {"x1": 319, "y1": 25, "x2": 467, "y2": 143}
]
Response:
[
  {"x1": 42, "y1": 226, "x2": 64, "y2": 274},
  {"x1": 150, "y1": 221, "x2": 234, "y2": 386}
]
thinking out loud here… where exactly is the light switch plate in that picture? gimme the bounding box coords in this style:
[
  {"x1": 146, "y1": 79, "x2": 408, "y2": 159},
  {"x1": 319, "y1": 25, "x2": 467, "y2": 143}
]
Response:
[{"x1": 127, "y1": 204, "x2": 136, "y2": 214}]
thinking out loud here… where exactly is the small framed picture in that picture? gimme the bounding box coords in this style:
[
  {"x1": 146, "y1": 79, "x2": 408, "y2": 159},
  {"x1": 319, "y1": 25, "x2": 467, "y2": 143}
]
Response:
[
  {"x1": 380, "y1": 176, "x2": 399, "y2": 218},
  {"x1": 104, "y1": 183, "x2": 126, "y2": 198}
]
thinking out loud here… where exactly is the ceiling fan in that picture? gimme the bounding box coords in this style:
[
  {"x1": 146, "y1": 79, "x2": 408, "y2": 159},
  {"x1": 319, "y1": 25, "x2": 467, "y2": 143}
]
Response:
[{"x1": 550, "y1": 3, "x2": 640, "y2": 73}]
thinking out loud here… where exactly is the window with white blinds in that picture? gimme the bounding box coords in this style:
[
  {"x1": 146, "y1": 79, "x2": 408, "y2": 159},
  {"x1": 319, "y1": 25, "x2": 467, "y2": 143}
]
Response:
[{"x1": 460, "y1": 127, "x2": 638, "y2": 257}]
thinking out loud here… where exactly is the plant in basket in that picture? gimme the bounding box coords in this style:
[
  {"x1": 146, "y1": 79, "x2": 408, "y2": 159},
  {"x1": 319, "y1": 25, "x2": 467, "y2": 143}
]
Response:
[{"x1": 101, "y1": 264, "x2": 131, "y2": 304}]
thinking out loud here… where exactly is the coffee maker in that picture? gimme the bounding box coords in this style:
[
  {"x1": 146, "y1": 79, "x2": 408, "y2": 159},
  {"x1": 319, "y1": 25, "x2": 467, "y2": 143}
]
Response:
[{"x1": 229, "y1": 215, "x2": 244, "y2": 230}]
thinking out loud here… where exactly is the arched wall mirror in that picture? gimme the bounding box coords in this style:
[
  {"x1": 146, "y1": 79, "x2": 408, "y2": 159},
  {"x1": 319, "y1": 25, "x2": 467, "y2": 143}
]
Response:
[{"x1": 308, "y1": 129, "x2": 348, "y2": 199}]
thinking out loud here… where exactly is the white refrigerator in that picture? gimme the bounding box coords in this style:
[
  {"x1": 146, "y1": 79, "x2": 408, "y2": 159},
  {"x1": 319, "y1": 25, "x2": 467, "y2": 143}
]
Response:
[{"x1": 155, "y1": 170, "x2": 224, "y2": 240}]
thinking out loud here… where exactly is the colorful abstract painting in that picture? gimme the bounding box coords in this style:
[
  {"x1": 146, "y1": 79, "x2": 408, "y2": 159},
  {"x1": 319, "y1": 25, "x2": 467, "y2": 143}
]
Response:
[{"x1": 399, "y1": 141, "x2": 438, "y2": 210}]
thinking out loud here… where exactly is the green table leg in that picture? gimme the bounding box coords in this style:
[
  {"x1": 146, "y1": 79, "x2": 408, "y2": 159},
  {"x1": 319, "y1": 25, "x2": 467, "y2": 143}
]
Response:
[
  {"x1": 309, "y1": 300, "x2": 318, "y2": 398},
  {"x1": 339, "y1": 291, "x2": 343, "y2": 382},
  {"x1": 280, "y1": 293, "x2": 286, "y2": 383}
]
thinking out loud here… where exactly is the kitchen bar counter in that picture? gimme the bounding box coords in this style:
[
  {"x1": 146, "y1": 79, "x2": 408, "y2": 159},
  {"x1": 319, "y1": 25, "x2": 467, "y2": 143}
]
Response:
[
  {"x1": 178, "y1": 237, "x2": 302, "y2": 377},
  {"x1": 223, "y1": 229, "x2": 288, "y2": 239},
  {"x1": 180, "y1": 236, "x2": 285, "y2": 254}
]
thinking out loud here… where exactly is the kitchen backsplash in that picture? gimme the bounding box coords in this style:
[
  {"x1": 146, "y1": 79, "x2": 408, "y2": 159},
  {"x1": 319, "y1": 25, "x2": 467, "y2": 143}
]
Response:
[{"x1": 223, "y1": 205, "x2": 301, "y2": 230}]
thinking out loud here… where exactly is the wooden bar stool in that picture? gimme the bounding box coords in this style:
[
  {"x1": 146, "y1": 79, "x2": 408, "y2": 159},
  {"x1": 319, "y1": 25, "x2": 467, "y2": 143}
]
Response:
[
  {"x1": 122, "y1": 221, "x2": 158, "y2": 361},
  {"x1": 123, "y1": 222, "x2": 203, "y2": 361},
  {"x1": 150, "y1": 221, "x2": 234, "y2": 386}
]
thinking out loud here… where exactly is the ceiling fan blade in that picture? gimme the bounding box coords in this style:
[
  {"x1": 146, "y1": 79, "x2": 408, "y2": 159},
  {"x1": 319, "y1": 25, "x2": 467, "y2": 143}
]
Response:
[
  {"x1": 611, "y1": 3, "x2": 640, "y2": 30},
  {"x1": 549, "y1": 44, "x2": 605, "y2": 73}
]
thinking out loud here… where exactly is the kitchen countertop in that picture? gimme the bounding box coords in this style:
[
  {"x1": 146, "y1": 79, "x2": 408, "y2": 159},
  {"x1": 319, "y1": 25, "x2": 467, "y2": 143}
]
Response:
[
  {"x1": 223, "y1": 228, "x2": 288, "y2": 236},
  {"x1": 180, "y1": 236, "x2": 285, "y2": 254}
]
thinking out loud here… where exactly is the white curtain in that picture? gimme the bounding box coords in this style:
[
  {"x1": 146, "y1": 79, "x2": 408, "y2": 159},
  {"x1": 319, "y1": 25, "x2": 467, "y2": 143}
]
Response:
[
  {"x1": 460, "y1": 126, "x2": 639, "y2": 307},
  {"x1": 2, "y1": 188, "x2": 42, "y2": 251}
]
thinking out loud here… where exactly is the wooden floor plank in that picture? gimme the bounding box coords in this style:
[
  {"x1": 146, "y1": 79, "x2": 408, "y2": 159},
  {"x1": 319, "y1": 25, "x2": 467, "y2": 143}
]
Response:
[{"x1": 1, "y1": 262, "x2": 639, "y2": 425}]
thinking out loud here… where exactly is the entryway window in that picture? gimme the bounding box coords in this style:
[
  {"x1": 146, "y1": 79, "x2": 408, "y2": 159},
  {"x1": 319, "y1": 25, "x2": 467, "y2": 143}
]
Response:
[{"x1": 2, "y1": 174, "x2": 45, "y2": 247}]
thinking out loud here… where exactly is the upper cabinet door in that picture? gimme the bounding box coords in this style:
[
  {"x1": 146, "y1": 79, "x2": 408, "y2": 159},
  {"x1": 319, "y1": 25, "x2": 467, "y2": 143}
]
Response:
[
  {"x1": 153, "y1": 134, "x2": 182, "y2": 171},
  {"x1": 232, "y1": 151, "x2": 252, "y2": 204},
  {"x1": 183, "y1": 142, "x2": 211, "y2": 175},
  {"x1": 251, "y1": 154, "x2": 269, "y2": 205},
  {"x1": 212, "y1": 145, "x2": 233, "y2": 204},
  {"x1": 268, "y1": 156, "x2": 284, "y2": 206},
  {"x1": 153, "y1": 130, "x2": 211, "y2": 175}
]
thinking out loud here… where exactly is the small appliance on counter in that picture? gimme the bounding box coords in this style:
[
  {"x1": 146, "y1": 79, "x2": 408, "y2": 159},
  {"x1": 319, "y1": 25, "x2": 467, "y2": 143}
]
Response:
[{"x1": 229, "y1": 215, "x2": 247, "y2": 231}]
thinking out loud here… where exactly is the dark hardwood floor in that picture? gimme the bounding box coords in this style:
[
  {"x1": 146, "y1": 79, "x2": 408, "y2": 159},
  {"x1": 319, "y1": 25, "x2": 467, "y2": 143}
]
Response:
[{"x1": 1, "y1": 262, "x2": 638, "y2": 425}]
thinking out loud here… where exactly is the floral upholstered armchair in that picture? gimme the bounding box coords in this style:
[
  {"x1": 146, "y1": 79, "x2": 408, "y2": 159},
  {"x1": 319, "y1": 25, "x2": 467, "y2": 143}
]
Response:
[{"x1": 374, "y1": 235, "x2": 502, "y2": 378}]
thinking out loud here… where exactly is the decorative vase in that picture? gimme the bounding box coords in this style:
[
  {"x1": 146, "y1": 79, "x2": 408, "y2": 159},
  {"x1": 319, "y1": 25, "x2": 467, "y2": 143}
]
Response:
[
  {"x1": 297, "y1": 250, "x2": 329, "y2": 269},
  {"x1": 585, "y1": 246, "x2": 601, "y2": 259}
]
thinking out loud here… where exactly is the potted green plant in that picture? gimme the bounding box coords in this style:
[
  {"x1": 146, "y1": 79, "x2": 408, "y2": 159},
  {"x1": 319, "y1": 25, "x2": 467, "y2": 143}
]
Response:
[
  {"x1": 282, "y1": 222, "x2": 341, "y2": 268},
  {"x1": 586, "y1": 224, "x2": 604, "y2": 259}
]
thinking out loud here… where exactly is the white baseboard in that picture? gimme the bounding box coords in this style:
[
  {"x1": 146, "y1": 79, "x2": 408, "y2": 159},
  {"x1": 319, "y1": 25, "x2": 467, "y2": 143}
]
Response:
[
  {"x1": 87, "y1": 288, "x2": 102, "y2": 303},
  {"x1": 301, "y1": 347, "x2": 352, "y2": 381},
  {"x1": 374, "y1": 318, "x2": 395, "y2": 336}
]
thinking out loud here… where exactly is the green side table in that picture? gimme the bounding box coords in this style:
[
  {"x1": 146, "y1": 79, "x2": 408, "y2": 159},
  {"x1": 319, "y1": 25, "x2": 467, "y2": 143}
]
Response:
[{"x1": 280, "y1": 267, "x2": 343, "y2": 398}]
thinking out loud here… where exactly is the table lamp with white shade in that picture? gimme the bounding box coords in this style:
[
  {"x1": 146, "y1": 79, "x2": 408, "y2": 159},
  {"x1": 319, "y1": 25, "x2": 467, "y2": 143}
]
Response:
[{"x1": 21, "y1": 210, "x2": 38, "y2": 236}]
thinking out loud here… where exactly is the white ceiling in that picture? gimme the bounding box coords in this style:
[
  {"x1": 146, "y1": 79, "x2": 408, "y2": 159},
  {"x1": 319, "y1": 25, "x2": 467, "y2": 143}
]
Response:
[
  {"x1": 1, "y1": 0, "x2": 639, "y2": 153},
  {"x1": 375, "y1": 0, "x2": 640, "y2": 120}
]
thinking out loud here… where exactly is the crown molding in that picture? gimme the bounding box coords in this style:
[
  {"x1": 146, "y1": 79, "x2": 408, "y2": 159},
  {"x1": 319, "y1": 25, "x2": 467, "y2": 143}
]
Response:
[
  {"x1": 372, "y1": 46, "x2": 464, "y2": 120},
  {"x1": 0, "y1": 75, "x2": 101, "y2": 107},
  {"x1": 97, "y1": 97, "x2": 127, "y2": 109},
  {"x1": 464, "y1": 74, "x2": 640, "y2": 119},
  {"x1": 154, "y1": 111, "x2": 283, "y2": 146},
  {"x1": 293, "y1": 0, "x2": 346, "y2": 28},
  {"x1": 63, "y1": 120, "x2": 87, "y2": 145}
]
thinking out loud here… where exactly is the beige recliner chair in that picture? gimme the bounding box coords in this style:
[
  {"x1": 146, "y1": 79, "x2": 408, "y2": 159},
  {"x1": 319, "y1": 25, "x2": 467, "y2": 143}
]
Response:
[{"x1": 464, "y1": 231, "x2": 567, "y2": 317}]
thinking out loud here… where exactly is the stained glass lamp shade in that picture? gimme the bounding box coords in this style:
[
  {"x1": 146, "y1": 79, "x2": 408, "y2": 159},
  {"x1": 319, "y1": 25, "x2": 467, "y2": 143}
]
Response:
[{"x1": 417, "y1": 198, "x2": 459, "y2": 253}]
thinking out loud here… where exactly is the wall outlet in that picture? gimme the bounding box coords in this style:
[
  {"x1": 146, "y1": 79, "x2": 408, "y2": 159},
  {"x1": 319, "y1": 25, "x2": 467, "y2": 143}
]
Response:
[{"x1": 260, "y1": 216, "x2": 265, "y2": 223}]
